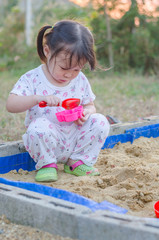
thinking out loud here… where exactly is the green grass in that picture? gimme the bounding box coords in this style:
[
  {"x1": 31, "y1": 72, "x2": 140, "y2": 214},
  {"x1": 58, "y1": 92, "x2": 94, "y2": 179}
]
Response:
[
  {"x1": 0, "y1": 70, "x2": 26, "y2": 142},
  {"x1": 1, "y1": 68, "x2": 159, "y2": 143},
  {"x1": 91, "y1": 71, "x2": 159, "y2": 100},
  {"x1": 91, "y1": 72, "x2": 159, "y2": 121}
]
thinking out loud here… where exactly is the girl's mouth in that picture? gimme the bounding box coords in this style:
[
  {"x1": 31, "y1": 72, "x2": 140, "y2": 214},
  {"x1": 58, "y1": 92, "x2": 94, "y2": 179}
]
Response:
[{"x1": 59, "y1": 79, "x2": 68, "y2": 82}]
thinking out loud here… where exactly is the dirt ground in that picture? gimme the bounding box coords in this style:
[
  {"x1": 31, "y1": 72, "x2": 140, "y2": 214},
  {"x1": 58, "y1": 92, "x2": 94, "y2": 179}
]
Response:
[{"x1": 0, "y1": 215, "x2": 77, "y2": 240}]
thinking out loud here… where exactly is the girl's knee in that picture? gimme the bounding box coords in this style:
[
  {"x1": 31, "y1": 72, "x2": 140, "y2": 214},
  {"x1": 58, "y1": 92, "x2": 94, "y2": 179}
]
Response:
[
  {"x1": 90, "y1": 113, "x2": 110, "y2": 136},
  {"x1": 26, "y1": 118, "x2": 52, "y2": 140},
  {"x1": 27, "y1": 117, "x2": 54, "y2": 132},
  {"x1": 26, "y1": 118, "x2": 59, "y2": 146}
]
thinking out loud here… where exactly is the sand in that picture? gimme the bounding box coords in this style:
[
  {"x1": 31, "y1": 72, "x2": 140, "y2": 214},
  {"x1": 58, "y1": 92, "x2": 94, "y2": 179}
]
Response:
[{"x1": 1, "y1": 136, "x2": 159, "y2": 218}]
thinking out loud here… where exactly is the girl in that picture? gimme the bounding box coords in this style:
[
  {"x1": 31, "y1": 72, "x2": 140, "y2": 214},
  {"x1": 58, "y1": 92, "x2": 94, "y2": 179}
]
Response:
[{"x1": 6, "y1": 20, "x2": 110, "y2": 182}]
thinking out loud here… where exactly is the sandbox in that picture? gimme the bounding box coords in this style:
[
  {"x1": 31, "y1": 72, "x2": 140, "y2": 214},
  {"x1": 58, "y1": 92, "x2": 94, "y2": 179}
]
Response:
[{"x1": 1, "y1": 116, "x2": 159, "y2": 239}]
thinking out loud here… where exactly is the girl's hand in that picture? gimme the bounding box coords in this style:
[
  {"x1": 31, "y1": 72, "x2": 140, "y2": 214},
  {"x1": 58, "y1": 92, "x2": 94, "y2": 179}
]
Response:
[
  {"x1": 74, "y1": 102, "x2": 96, "y2": 126},
  {"x1": 36, "y1": 95, "x2": 61, "y2": 107},
  {"x1": 74, "y1": 108, "x2": 90, "y2": 126}
]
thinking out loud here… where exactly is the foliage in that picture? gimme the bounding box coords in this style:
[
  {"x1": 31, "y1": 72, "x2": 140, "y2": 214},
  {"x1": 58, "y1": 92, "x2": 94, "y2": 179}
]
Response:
[
  {"x1": 0, "y1": 0, "x2": 159, "y2": 74},
  {"x1": 88, "y1": 0, "x2": 159, "y2": 74},
  {"x1": 0, "y1": 6, "x2": 25, "y2": 70}
]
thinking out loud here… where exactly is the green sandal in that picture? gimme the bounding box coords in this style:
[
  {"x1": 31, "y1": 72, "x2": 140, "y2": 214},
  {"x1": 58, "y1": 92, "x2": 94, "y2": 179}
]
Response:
[
  {"x1": 35, "y1": 167, "x2": 57, "y2": 182},
  {"x1": 64, "y1": 160, "x2": 100, "y2": 176}
]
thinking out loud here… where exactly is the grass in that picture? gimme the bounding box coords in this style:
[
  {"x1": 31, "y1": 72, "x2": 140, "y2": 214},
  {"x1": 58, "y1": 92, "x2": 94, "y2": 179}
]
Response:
[
  {"x1": 0, "y1": 70, "x2": 27, "y2": 143},
  {"x1": 91, "y1": 71, "x2": 159, "y2": 121},
  {"x1": 1, "y1": 68, "x2": 159, "y2": 143}
]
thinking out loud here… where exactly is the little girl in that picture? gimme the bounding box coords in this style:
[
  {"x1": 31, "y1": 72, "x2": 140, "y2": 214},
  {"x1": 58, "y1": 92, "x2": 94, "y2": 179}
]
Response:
[{"x1": 6, "y1": 20, "x2": 110, "y2": 182}]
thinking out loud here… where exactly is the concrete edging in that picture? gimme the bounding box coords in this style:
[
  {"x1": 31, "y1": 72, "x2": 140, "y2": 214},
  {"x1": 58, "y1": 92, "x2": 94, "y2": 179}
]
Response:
[{"x1": 0, "y1": 183, "x2": 159, "y2": 240}]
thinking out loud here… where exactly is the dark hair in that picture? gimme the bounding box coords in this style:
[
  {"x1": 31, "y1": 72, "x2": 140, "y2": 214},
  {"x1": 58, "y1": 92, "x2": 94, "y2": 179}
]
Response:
[{"x1": 37, "y1": 20, "x2": 96, "y2": 70}]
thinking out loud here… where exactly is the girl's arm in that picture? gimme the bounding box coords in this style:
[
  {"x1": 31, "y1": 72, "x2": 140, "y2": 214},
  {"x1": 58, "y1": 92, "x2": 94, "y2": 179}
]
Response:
[
  {"x1": 6, "y1": 94, "x2": 38, "y2": 113},
  {"x1": 6, "y1": 94, "x2": 61, "y2": 113}
]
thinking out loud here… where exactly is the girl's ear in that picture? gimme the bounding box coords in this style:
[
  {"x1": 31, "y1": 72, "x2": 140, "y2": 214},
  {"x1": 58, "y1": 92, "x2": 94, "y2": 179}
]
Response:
[{"x1": 43, "y1": 44, "x2": 51, "y2": 58}]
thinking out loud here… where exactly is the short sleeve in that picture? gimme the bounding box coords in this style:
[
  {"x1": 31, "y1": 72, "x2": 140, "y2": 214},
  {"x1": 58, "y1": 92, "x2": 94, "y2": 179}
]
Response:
[
  {"x1": 10, "y1": 73, "x2": 34, "y2": 96},
  {"x1": 80, "y1": 73, "x2": 96, "y2": 105}
]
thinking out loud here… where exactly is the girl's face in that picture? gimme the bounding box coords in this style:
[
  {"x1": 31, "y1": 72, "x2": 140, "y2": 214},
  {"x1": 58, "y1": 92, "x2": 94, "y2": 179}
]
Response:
[{"x1": 44, "y1": 46, "x2": 86, "y2": 86}]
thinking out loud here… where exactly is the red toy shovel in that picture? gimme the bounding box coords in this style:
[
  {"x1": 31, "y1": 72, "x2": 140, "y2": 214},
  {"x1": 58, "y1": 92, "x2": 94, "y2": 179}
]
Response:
[{"x1": 39, "y1": 98, "x2": 80, "y2": 110}]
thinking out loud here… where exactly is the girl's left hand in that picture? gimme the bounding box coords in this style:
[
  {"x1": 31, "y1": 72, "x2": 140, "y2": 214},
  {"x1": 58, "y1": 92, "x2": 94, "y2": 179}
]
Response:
[
  {"x1": 74, "y1": 108, "x2": 90, "y2": 126},
  {"x1": 74, "y1": 103, "x2": 96, "y2": 126}
]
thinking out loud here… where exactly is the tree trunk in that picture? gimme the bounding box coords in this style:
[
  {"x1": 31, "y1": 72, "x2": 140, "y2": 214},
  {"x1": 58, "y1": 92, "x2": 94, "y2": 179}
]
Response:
[
  {"x1": 128, "y1": 0, "x2": 138, "y2": 67},
  {"x1": 104, "y1": 1, "x2": 114, "y2": 68},
  {"x1": 25, "y1": 0, "x2": 32, "y2": 46}
]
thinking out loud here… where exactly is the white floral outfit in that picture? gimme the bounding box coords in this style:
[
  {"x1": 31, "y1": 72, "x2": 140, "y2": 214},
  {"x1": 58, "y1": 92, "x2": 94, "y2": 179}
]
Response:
[{"x1": 11, "y1": 65, "x2": 110, "y2": 169}]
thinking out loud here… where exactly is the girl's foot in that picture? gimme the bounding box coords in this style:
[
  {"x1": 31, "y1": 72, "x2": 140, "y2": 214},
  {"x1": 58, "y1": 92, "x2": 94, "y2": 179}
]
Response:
[
  {"x1": 64, "y1": 160, "x2": 100, "y2": 176},
  {"x1": 35, "y1": 167, "x2": 57, "y2": 182}
]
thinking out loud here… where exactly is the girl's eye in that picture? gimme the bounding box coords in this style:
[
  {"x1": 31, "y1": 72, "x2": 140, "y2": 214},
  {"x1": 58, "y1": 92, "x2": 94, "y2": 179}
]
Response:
[
  {"x1": 59, "y1": 65, "x2": 81, "y2": 72},
  {"x1": 60, "y1": 67, "x2": 67, "y2": 70}
]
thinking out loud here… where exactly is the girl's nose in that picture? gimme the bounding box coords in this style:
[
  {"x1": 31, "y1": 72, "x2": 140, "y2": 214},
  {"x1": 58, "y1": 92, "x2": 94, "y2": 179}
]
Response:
[{"x1": 64, "y1": 71, "x2": 72, "y2": 78}]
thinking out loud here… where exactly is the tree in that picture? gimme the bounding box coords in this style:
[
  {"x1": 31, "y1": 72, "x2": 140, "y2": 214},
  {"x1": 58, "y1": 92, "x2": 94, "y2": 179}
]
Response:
[
  {"x1": 87, "y1": 0, "x2": 114, "y2": 68},
  {"x1": 103, "y1": 1, "x2": 114, "y2": 68},
  {"x1": 25, "y1": 0, "x2": 32, "y2": 46}
]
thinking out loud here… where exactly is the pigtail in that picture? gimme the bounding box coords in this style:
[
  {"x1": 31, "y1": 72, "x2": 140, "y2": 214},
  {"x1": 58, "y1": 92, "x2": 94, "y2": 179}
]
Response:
[
  {"x1": 37, "y1": 25, "x2": 52, "y2": 62},
  {"x1": 89, "y1": 48, "x2": 96, "y2": 71}
]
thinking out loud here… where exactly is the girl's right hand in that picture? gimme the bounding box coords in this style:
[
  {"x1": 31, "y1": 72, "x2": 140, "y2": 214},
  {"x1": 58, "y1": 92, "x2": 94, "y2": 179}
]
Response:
[{"x1": 36, "y1": 95, "x2": 61, "y2": 107}]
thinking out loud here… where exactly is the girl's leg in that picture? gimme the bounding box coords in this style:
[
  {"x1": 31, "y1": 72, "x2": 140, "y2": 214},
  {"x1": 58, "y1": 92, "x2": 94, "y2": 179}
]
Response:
[
  {"x1": 64, "y1": 113, "x2": 110, "y2": 176},
  {"x1": 23, "y1": 117, "x2": 59, "y2": 181},
  {"x1": 23, "y1": 117, "x2": 59, "y2": 169}
]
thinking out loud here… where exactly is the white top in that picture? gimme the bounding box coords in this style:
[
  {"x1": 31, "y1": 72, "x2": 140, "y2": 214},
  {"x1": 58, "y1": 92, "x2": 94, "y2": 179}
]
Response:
[{"x1": 11, "y1": 65, "x2": 96, "y2": 128}]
